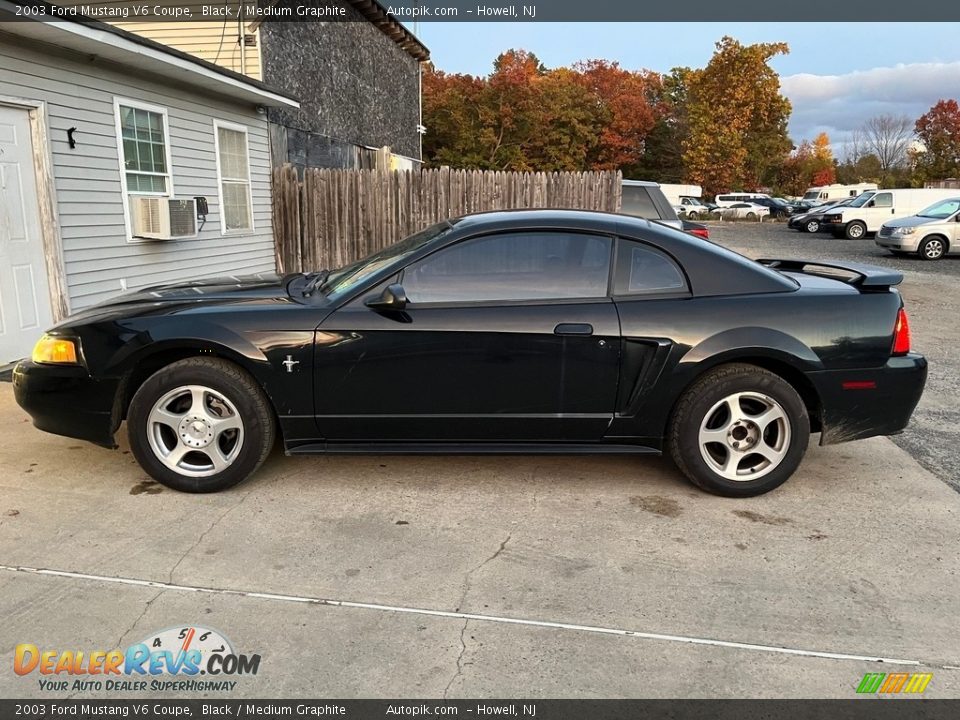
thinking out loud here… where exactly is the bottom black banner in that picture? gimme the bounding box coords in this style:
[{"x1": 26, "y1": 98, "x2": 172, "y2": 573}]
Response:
[{"x1": 2, "y1": 700, "x2": 959, "y2": 720}]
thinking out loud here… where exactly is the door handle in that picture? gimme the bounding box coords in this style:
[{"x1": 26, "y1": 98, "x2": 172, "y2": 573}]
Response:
[{"x1": 554, "y1": 323, "x2": 593, "y2": 336}]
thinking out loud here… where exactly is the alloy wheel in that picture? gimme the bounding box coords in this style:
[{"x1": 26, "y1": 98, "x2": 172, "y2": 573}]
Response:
[
  {"x1": 697, "y1": 392, "x2": 791, "y2": 481},
  {"x1": 146, "y1": 385, "x2": 244, "y2": 477}
]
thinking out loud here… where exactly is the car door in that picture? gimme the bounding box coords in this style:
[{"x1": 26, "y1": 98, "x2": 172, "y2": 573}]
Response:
[
  {"x1": 865, "y1": 191, "x2": 894, "y2": 230},
  {"x1": 313, "y1": 230, "x2": 621, "y2": 442}
]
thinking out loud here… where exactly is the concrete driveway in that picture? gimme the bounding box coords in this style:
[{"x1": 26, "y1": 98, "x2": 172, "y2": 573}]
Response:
[{"x1": 1, "y1": 384, "x2": 958, "y2": 699}]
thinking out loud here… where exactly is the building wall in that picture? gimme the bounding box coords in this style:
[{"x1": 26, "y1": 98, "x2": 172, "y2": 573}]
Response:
[
  {"x1": 49, "y1": 1, "x2": 263, "y2": 79},
  {"x1": 0, "y1": 32, "x2": 275, "y2": 311},
  {"x1": 260, "y1": 3, "x2": 422, "y2": 163}
]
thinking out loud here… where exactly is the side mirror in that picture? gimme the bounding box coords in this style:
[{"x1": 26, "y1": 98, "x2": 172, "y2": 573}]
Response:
[
  {"x1": 365, "y1": 283, "x2": 408, "y2": 311},
  {"x1": 867, "y1": 200, "x2": 876, "y2": 207}
]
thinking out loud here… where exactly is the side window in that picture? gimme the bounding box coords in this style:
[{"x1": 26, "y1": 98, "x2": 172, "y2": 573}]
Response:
[
  {"x1": 621, "y1": 186, "x2": 659, "y2": 219},
  {"x1": 614, "y1": 240, "x2": 687, "y2": 296},
  {"x1": 873, "y1": 192, "x2": 893, "y2": 208},
  {"x1": 402, "y1": 232, "x2": 612, "y2": 304}
]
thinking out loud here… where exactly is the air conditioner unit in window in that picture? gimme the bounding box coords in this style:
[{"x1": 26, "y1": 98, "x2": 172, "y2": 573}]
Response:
[{"x1": 130, "y1": 197, "x2": 197, "y2": 240}]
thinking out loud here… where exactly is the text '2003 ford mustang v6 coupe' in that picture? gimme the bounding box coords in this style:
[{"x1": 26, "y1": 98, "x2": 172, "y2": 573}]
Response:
[{"x1": 14, "y1": 210, "x2": 926, "y2": 497}]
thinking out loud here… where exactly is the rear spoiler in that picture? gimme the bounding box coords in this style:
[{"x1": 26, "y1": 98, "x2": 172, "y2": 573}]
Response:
[{"x1": 757, "y1": 259, "x2": 903, "y2": 289}]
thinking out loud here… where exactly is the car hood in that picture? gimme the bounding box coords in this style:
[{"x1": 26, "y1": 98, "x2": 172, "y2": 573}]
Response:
[
  {"x1": 54, "y1": 274, "x2": 295, "y2": 327},
  {"x1": 883, "y1": 215, "x2": 950, "y2": 229}
]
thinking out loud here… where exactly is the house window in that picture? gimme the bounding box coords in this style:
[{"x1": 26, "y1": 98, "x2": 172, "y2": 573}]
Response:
[
  {"x1": 214, "y1": 121, "x2": 254, "y2": 233},
  {"x1": 116, "y1": 102, "x2": 171, "y2": 194}
]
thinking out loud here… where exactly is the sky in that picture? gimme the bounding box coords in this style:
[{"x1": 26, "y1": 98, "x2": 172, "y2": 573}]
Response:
[{"x1": 416, "y1": 22, "x2": 960, "y2": 151}]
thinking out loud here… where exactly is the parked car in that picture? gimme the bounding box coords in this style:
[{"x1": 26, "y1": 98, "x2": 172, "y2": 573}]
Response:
[
  {"x1": 749, "y1": 197, "x2": 794, "y2": 218},
  {"x1": 719, "y1": 202, "x2": 771, "y2": 220},
  {"x1": 714, "y1": 192, "x2": 771, "y2": 208},
  {"x1": 681, "y1": 218, "x2": 710, "y2": 239},
  {"x1": 801, "y1": 183, "x2": 879, "y2": 206},
  {"x1": 14, "y1": 210, "x2": 926, "y2": 498},
  {"x1": 620, "y1": 180, "x2": 682, "y2": 229},
  {"x1": 821, "y1": 188, "x2": 960, "y2": 239},
  {"x1": 676, "y1": 197, "x2": 712, "y2": 220},
  {"x1": 876, "y1": 197, "x2": 960, "y2": 260},
  {"x1": 788, "y1": 199, "x2": 853, "y2": 233}
]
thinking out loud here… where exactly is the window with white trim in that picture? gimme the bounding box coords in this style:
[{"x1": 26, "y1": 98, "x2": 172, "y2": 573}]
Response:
[
  {"x1": 117, "y1": 103, "x2": 170, "y2": 194},
  {"x1": 214, "y1": 122, "x2": 254, "y2": 233}
]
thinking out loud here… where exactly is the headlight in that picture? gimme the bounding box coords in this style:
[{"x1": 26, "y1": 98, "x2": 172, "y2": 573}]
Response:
[
  {"x1": 31, "y1": 334, "x2": 79, "y2": 364},
  {"x1": 892, "y1": 226, "x2": 916, "y2": 236}
]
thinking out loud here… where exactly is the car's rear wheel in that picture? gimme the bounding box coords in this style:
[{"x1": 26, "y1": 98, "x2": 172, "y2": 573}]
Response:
[
  {"x1": 845, "y1": 221, "x2": 867, "y2": 239},
  {"x1": 128, "y1": 357, "x2": 274, "y2": 493},
  {"x1": 804, "y1": 219, "x2": 820, "y2": 233},
  {"x1": 668, "y1": 364, "x2": 810, "y2": 497},
  {"x1": 918, "y1": 236, "x2": 946, "y2": 261},
  {"x1": 686, "y1": 211, "x2": 699, "y2": 220}
]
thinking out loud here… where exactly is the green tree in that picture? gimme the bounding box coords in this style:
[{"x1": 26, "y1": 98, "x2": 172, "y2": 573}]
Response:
[
  {"x1": 629, "y1": 67, "x2": 692, "y2": 182},
  {"x1": 683, "y1": 37, "x2": 792, "y2": 195}
]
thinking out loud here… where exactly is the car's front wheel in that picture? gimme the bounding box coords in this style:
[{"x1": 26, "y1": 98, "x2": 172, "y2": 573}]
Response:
[
  {"x1": 127, "y1": 357, "x2": 275, "y2": 492},
  {"x1": 668, "y1": 364, "x2": 810, "y2": 497},
  {"x1": 804, "y1": 219, "x2": 820, "y2": 233},
  {"x1": 918, "y1": 236, "x2": 946, "y2": 261},
  {"x1": 845, "y1": 221, "x2": 867, "y2": 239}
]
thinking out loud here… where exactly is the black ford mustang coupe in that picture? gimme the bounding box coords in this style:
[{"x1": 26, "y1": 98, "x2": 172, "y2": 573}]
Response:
[{"x1": 14, "y1": 210, "x2": 926, "y2": 497}]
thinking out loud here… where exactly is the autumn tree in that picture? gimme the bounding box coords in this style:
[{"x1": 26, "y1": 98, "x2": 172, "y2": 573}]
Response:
[
  {"x1": 526, "y1": 68, "x2": 606, "y2": 171},
  {"x1": 810, "y1": 132, "x2": 836, "y2": 185},
  {"x1": 573, "y1": 59, "x2": 658, "y2": 170},
  {"x1": 913, "y1": 99, "x2": 960, "y2": 182},
  {"x1": 683, "y1": 37, "x2": 792, "y2": 196},
  {"x1": 422, "y1": 49, "x2": 660, "y2": 173},
  {"x1": 421, "y1": 65, "x2": 489, "y2": 168}
]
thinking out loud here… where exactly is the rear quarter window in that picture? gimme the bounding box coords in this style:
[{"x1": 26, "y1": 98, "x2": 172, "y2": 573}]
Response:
[
  {"x1": 614, "y1": 240, "x2": 688, "y2": 296},
  {"x1": 621, "y1": 186, "x2": 661, "y2": 219}
]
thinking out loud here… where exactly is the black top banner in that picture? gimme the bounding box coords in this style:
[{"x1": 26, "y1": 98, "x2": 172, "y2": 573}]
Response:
[
  {"x1": 3, "y1": 700, "x2": 960, "y2": 720},
  {"x1": 3, "y1": 0, "x2": 960, "y2": 22}
]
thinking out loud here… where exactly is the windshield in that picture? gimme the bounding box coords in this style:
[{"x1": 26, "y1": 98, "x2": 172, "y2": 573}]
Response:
[
  {"x1": 846, "y1": 191, "x2": 877, "y2": 208},
  {"x1": 803, "y1": 191, "x2": 821, "y2": 200},
  {"x1": 917, "y1": 198, "x2": 960, "y2": 219},
  {"x1": 319, "y1": 222, "x2": 454, "y2": 300}
]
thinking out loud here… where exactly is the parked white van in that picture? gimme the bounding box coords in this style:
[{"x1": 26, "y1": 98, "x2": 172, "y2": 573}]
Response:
[
  {"x1": 714, "y1": 192, "x2": 770, "y2": 207},
  {"x1": 801, "y1": 183, "x2": 878, "y2": 205},
  {"x1": 820, "y1": 188, "x2": 960, "y2": 239}
]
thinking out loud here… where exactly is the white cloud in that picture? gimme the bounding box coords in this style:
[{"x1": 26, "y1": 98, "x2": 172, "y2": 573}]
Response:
[{"x1": 780, "y1": 62, "x2": 960, "y2": 150}]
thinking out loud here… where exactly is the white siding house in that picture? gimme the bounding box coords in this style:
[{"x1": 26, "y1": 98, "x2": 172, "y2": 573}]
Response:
[{"x1": 0, "y1": 7, "x2": 299, "y2": 363}]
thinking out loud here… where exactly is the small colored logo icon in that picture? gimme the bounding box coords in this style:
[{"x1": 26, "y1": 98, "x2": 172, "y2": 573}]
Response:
[{"x1": 857, "y1": 672, "x2": 932, "y2": 695}]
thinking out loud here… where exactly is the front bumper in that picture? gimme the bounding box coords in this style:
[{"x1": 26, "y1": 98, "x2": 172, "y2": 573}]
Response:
[
  {"x1": 875, "y1": 235, "x2": 921, "y2": 252},
  {"x1": 810, "y1": 353, "x2": 927, "y2": 445},
  {"x1": 13, "y1": 361, "x2": 122, "y2": 448}
]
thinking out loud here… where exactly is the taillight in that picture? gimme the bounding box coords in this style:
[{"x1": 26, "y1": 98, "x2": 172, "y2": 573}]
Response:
[
  {"x1": 892, "y1": 308, "x2": 911, "y2": 356},
  {"x1": 688, "y1": 228, "x2": 710, "y2": 239}
]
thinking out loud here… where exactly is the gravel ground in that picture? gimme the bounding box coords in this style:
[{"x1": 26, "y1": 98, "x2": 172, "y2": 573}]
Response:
[{"x1": 707, "y1": 220, "x2": 960, "y2": 493}]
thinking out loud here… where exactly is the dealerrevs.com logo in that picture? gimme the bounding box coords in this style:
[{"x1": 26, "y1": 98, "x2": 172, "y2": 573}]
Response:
[{"x1": 14, "y1": 625, "x2": 261, "y2": 693}]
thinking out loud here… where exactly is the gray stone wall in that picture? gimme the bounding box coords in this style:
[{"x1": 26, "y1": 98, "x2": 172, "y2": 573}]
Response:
[{"x1": 260, "y1": 8, "x2": 422, "y2": 163}]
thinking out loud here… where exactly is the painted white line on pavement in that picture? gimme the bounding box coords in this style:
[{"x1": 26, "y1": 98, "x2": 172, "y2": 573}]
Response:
[{"x1": 0, "y1": 563, "x2": 948, "y2": 669}]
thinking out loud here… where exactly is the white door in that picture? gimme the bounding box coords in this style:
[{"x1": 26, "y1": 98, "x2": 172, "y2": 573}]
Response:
[
  {"x1": 0, "y1": 105, "x2": 53, "y2": 364},
  {"x1": 864, "y1": 191, "x2": 894, "y2": 231}
]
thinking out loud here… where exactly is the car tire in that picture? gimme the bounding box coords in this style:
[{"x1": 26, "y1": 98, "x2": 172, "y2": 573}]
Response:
[
  {"x1": 918, "y1": 236, "x2": 946, "y2": 261},
  {"x1": 746, "y1": 212, "x2": 757, "y2": 221},
  {"x1": 804, "y1": 220, "x2": 820, "y2": 233},
  {"x1": 845, "y1": 221, "x2": 867, "y2": 239},
  {"x1": 667, "y1": 363, "x2": 810, "y2": 498},
  {"x1": 687, "y1": 211, "x2": 699, "y2": 220},
  {"x1": 127, "y1": 357, "x2": 275, "y2": 493}
]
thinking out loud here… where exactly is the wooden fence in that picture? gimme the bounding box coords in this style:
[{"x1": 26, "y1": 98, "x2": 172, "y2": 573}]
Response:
[{"x1": 272, "y1": 166, "x2": 623, "y2": 273}]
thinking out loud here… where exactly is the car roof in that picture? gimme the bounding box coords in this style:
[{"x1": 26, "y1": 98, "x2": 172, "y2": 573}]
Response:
[{"x1": 441, "y1": 209, "x2": 796, "y2": 297}]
